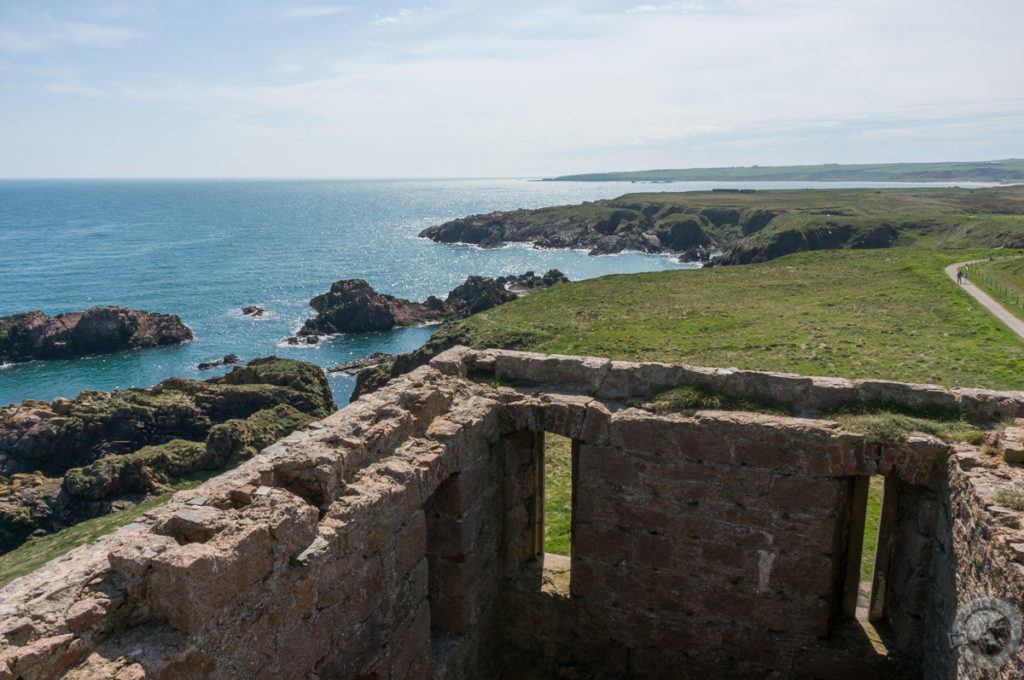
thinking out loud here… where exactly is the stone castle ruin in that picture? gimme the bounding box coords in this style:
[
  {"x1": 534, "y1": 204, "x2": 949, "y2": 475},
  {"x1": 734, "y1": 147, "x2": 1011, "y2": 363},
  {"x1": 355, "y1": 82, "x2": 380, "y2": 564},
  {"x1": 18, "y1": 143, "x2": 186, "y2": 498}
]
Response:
[{"x1": 1, "y1": 347, "x2": 1023, "y2": 679}]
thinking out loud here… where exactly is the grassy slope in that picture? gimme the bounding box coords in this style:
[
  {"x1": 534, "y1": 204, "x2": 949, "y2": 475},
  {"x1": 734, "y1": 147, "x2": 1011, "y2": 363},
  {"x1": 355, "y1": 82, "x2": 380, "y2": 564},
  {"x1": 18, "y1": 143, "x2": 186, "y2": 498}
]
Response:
[
  {"x1": 547, "y1": 159, "x2": 1024, "y2": 183},
  {"x1": 433, "y1": 247, "x2": 1024, "y2": 391},
  {"x1": 0, "y1": 472, "x2": 215, "y2": 587}
]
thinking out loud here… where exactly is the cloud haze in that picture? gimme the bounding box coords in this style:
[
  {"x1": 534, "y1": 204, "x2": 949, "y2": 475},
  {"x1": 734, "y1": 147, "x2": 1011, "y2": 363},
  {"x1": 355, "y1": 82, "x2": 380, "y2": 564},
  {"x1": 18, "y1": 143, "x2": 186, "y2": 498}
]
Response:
[{"x1": 1, "y1": 0, "x2": 1022, "y2": 177}]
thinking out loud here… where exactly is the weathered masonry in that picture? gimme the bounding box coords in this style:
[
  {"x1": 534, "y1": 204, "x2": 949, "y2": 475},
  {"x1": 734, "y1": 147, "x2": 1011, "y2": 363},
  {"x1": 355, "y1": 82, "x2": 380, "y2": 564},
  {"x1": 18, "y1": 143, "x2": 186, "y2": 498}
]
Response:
[{"x1": 2, "y1": 347, "x2": 1024, "y2": 679}]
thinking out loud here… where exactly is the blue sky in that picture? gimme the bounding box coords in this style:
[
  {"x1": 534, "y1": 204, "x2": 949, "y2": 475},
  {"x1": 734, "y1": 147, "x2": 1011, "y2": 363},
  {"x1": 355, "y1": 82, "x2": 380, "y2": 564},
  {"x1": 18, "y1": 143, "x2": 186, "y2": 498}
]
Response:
[{"x1": 1, "y1": 0, "x2": 1023, "y2": 178}]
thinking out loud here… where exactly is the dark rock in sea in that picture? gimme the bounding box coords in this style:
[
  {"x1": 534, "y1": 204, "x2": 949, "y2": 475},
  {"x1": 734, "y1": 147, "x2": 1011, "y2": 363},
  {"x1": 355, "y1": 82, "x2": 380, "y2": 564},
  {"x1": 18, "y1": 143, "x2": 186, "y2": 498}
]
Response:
[
  {"x1": 197, "y1": 354, "x2": 241, "y2": 370},
  {"x1": 286, "y1": 269, "x2": 567, "y2": 341},
  {"x1": 327, "y1": 352, "x2": 394, "y2": 374},
  {"x1": 0, "y1": 306, "x2": 193, "y2": 366},
  {"x1": 443, "y1": 276, "x2": 518, "y2": 317},
  {"x1": 286, "y1": 335, "x2": 320, "y2": 345},
  {"x1": 241, "y1": 305, "x2": 266, "y2": 317},
  {"x1": 679, "y1": 246, "x2": 712, "y2": 263},
  {"x1": 0, "y1": 356, "x2": 335, "y2": 554}
]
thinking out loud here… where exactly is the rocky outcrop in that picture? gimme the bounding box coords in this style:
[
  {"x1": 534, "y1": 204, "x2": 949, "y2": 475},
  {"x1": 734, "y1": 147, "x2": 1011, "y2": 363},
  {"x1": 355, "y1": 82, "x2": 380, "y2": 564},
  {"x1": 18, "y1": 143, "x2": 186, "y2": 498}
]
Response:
[
  {"x1": 197, "y1": 354, "x2": 240, "y2": 370},
  {"x1": 287, "y1": 270, "x2": 567, "y2": 343},
  {"x1": 241, "y1": 306, "x2": 265, "y2": 317},
  {"x1": 498, "y1": 269, "x2": 569, "y2": 292},
  {"x1": 0, "y1": 306, "x2": 193, "y2": 365},
  {"x1": 419, "y1": 206, "x2": 703, "y2": 255},
  {"x1": 0, "y1": 357, "x2": 335, "y2": 554},
  {"x1": 327, "y1": 352, "x2": 393, "y2": 374}
]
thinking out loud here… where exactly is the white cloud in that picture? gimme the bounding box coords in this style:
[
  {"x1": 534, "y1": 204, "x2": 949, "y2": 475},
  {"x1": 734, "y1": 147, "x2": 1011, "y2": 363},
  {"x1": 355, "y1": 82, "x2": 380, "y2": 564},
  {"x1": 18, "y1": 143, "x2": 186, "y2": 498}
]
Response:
[
  {"x1": 281, "y1": 6, "x2": 350, "y2": 19},
  {"x1": 268, "y1": 63, "x2": 307, "y2": 75},
  {"x1": 0, "y1": 19, "x2": 144, "y2": 53},
  {"x1": 63, "y1": 22, "x2": 145, "y2": 47},
  {"x1": 370, "y1": 9, "x2": 413, "y2": 26},
  {"x1": 626, "y1": 2, "x2": 704, "y2": 14},
  {"x1": 46, "y1": 82, "x2": 106, "y2": 97}
]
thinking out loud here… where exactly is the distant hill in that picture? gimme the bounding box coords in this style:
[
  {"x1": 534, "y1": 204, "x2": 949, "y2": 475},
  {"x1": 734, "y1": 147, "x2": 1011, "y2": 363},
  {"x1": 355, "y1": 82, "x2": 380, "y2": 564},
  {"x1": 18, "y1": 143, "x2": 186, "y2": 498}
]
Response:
[{"x1": 545, "y1": 159, "x2": 1024, "y2": 183}]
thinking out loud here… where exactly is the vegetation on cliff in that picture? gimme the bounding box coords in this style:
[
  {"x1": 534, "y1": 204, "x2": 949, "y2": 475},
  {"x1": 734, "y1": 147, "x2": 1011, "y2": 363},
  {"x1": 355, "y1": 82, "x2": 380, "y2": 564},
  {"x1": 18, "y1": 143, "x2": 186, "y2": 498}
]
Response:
[
  {"x1": 545, "y1": 158, "x2": 1024, "y2": 183},
  {"x1": 419, "y1": 185, "x2": 1024, "y2": 264},
  {"x1": 0, "y1": 357, "x2": 334, "y2": 554},
  {"x1": 0, "y1": 306, "x2": 193, "y2": 365}
]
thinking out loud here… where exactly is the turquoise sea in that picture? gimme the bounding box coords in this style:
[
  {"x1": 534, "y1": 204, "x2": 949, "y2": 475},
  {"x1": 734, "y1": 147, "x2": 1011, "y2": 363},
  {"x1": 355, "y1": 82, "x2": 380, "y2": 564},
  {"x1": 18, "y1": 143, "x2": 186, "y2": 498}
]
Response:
[{"x1": 0, "y1": 178, "x2": 965, "y2": 408}]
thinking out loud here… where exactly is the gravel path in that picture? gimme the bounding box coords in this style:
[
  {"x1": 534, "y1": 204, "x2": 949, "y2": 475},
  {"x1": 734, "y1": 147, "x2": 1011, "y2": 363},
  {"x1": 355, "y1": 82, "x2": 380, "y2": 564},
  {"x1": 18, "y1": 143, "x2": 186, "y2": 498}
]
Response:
[{"x1": 946, "y1": 260, "x2": 1024, "y2": 341}]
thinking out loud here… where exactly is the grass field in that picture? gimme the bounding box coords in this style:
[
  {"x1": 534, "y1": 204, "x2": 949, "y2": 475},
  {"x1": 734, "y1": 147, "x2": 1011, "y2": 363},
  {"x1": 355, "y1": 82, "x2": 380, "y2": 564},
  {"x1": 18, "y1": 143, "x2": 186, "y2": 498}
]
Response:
[{"x1": 432, "y1": 247, "x2": 1024, "y2": 391}]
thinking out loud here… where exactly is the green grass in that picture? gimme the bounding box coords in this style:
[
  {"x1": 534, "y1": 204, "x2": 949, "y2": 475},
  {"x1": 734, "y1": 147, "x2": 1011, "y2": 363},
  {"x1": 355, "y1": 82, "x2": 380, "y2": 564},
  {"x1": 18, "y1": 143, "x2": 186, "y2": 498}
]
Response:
[
  {"x1": 825, "y1": 409, "x2": 986, "y2": 446},
  {"x1": 0, "y1": 471, "x2": 214, "y2": 588},
  {"x1": 652, "y1": 384, "x2": 788, "y2": 415},
  {"x1": 544, "y1": 433, "x2": 573, "y2": 555},
  {"x1": 861, "y1": 476, "x2": 884, "y2": 582},
  {"x1": 995, "y1": 488, "x2": 1024, "y2": 511},
  {"x1": 431, "y1": 247, "x2": 1024, "y2": 391}
]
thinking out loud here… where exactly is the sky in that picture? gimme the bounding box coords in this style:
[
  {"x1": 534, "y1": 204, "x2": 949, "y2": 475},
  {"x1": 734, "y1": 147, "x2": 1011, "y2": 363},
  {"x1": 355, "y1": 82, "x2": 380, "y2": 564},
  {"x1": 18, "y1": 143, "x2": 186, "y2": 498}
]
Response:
[{"x1": 1, "y1": 0, "x2": 1023, "y2": 178}]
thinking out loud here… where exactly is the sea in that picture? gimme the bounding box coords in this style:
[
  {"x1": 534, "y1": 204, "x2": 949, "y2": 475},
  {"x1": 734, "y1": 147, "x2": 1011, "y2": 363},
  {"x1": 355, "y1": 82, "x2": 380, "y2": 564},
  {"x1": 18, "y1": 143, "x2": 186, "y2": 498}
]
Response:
[{"x1": 0, "y1": 178, "x2": 965, "y2": 409}]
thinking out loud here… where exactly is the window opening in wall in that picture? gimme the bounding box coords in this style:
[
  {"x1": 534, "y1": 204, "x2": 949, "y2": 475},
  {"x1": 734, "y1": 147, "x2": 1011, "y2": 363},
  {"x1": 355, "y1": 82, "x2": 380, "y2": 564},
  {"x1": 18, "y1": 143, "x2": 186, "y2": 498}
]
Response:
[
  {"x1": 542, "y1": 432, "x2": 575, "y2": 596},
  {"x1": 858, "y1": 475, "x2": 885, "y2": 617},
  {"x1": 841, "y1": 475, "x2": 890, "y2": 620}
]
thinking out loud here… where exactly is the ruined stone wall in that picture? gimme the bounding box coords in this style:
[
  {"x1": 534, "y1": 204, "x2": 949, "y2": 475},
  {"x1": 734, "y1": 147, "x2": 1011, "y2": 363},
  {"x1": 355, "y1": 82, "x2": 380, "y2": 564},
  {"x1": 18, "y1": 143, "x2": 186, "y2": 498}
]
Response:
[{"x1": 1, "y1": 347, "x2": 1023, "y2": 680}]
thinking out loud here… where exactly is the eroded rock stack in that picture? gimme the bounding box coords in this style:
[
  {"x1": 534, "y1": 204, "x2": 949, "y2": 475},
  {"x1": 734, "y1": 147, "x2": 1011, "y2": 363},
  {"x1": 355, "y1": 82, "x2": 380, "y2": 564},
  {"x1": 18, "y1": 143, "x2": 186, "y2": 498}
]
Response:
[
  {"x1": 0, "y1": 306, "x2": 193, "y2": 365},
  {"x1": 287, "y1": 270, "x2": 567, "y2": 343}
]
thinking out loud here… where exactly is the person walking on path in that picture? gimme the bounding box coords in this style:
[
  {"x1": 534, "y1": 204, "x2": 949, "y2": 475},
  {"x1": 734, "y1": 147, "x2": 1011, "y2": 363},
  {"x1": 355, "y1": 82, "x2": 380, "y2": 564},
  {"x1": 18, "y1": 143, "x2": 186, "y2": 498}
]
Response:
[{"x1": 957, "y1": 270, "x2": 963, "y2": 284}]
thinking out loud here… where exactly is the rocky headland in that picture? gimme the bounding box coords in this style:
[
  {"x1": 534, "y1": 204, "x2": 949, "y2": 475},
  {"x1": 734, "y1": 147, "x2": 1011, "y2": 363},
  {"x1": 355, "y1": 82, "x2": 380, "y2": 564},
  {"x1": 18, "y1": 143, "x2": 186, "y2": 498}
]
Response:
[
  {"x1": 419, "y1": 203, "x2": 720, "y2": 256},
  {"x1": 0, "y1": 306, "x2": 193, "y2": 365},
  {"x1": 287, "y1": 269, "x2": 567, "y2": 343},
  {"x1": 0, "y1": 357, "x2": 335, "y2": 554},
  {"x1": 418, "y1": 186, "x2": 1024, "y2": 266}
]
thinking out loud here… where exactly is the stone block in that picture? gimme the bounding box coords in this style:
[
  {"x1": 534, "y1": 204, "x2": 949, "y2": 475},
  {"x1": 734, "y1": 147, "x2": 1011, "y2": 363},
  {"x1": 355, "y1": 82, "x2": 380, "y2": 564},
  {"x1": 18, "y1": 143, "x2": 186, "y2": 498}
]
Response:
[
  {"x1": 65, "y1": 597, "x2": 113, "y2": 633},
  {"x1": 394, "y1": 512, "x2": 427, "y2": 577},
  {"x1": 494, "y1": 352, "x2": 611, "y2": 393},
  {"x1": 148, "y1": 524, "x2": 273, "y2": 633},
  {"x1": 539, "y1": 395, "x2": 590, "y2": 439},
  {"x1": 428, "y1": 345, "x2": 471, "y2": 376},
  {"x1": 771, "y1": 476, "x2": 842, "y2": 513},
  {"x1": 999, "y1": 426, "x2": 1024, "y2": 463},
  {"x1": 153, "y1": 505, "x2": 226, "y2": 544}
]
